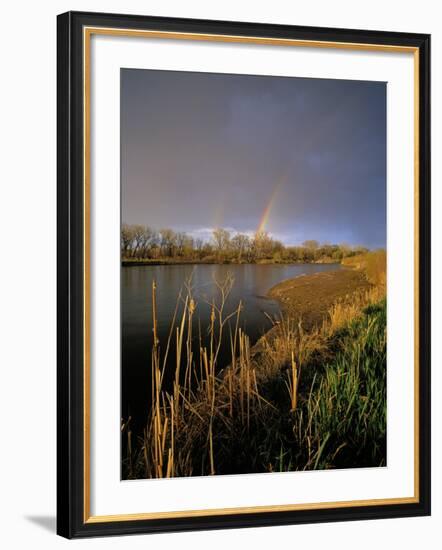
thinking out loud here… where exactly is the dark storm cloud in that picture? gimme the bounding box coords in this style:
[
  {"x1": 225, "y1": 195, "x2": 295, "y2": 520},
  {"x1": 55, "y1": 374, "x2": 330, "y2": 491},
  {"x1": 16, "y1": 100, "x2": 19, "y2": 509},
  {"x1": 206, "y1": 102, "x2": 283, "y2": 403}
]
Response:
[{"x1": 121, "y1": 69, "x2": 386, "y2": 248}]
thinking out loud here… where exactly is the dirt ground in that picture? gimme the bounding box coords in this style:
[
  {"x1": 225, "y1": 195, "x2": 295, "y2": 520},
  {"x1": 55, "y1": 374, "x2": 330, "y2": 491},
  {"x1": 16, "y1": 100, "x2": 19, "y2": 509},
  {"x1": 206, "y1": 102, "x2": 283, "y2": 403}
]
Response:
[{"x1": 267, "y1": 268, "x2": 372, "y2": 329}]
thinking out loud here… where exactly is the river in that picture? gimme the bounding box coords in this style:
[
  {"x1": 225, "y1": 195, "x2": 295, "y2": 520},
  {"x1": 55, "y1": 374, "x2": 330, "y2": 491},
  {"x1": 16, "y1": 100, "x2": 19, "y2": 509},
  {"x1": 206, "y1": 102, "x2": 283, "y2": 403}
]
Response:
[{"x1": 121, "y1": 263, "x2": 341, "y2": 429}]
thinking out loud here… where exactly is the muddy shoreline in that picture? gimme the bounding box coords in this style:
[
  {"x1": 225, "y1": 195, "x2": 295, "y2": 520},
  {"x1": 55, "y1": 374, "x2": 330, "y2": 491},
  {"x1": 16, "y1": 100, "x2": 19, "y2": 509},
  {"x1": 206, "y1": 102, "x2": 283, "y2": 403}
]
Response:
[
  {"x1": 121, "y1": 259, "x2": 341, "y2": 267},
  {"x1": 267, "y1": 268, "x2": 372, "y2": 329}
]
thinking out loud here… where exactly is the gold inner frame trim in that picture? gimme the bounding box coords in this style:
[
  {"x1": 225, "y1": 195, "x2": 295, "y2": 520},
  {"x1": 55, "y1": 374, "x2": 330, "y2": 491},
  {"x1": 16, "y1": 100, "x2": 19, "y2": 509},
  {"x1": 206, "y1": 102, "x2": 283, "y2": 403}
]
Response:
[{"x1": 83, "y1": 26, "x2": 420, "y2": 523}]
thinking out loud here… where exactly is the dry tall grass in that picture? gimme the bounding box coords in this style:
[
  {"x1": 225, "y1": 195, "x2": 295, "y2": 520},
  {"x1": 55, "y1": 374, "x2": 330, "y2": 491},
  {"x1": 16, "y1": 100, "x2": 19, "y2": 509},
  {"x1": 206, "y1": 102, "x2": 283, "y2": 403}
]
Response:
[
  {"x1": 123, "y1": 263, "x2": 386, "y2": 478},
  {"x1": 342, "y1": 249, "x2": 386, "y2": 287}
]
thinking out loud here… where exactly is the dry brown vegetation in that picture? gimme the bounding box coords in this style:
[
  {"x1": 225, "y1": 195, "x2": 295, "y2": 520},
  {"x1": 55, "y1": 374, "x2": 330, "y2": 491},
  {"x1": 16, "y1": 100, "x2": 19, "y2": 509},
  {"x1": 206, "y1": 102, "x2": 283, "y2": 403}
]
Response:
[
  {"x1": 342, "y1": 249, "x2": 386, "y2": 287},
  {"x1": 122, "y1": 256, "x2": 387, "y2": 478}
]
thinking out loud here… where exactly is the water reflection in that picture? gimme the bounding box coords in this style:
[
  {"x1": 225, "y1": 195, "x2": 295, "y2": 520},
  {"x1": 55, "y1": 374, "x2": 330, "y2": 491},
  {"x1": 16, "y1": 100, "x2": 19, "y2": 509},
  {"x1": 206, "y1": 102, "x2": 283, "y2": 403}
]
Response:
[{"x1": 121, "y1": 263, "x2": 341, "y2": 429}]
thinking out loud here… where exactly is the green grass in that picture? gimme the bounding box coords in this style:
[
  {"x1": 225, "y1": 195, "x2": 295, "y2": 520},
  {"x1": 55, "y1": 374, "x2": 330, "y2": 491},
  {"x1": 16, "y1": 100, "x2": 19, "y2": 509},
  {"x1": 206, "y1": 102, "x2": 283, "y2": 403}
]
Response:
[
  {"x1": 122, "y1": 283, "x2": 387, "y2": 478},
  {"x1": 300, "y1": 299, "x2": 386, "y2": 469},
  {"x1": 216, "y1": 299, "x2": 387, "y2": 474}
]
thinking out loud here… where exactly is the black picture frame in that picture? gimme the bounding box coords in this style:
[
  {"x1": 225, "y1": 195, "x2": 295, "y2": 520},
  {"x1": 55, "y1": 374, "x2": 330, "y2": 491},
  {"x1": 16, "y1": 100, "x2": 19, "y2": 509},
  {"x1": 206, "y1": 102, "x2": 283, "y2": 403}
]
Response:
[{"x1": 57, "y1": 10, "x2": 431, "y2": 539}]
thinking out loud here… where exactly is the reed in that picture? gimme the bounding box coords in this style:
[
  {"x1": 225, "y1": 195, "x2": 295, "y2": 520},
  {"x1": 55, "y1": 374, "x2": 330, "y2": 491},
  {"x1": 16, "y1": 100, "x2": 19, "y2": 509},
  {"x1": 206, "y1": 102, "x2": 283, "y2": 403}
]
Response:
[
  {"x1": 285, "y1": 352, "x2": 298, "y2": 411},
  {"x1": 123, "y1": 270, "x2": 386, "y2": 479}
]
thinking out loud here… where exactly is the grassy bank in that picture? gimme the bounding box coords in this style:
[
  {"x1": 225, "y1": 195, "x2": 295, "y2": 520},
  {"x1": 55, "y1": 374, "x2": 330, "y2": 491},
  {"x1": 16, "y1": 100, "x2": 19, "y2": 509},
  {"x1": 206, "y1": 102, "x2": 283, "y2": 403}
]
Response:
[
  {"x1": 342, "y1": 249, "x2": 386, "y2": 286},
  {"x1": 122, "y1": 261, "x2": 386, "y2": 478}
]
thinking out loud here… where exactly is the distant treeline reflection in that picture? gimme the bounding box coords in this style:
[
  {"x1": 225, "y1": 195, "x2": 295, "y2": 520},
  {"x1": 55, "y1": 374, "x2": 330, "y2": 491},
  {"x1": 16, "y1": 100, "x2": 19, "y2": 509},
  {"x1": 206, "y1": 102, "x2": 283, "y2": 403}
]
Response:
[{"x1": 121, "y1": 224, "x2": 369, "y2": 263}]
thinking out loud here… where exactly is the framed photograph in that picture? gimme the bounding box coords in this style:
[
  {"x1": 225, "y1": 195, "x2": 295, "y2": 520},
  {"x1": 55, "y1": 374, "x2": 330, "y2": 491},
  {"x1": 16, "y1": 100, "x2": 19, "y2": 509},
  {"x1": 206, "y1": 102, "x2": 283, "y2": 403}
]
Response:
[{"x1": 57, "y1": 11, "x2": 431, "y2": 538}]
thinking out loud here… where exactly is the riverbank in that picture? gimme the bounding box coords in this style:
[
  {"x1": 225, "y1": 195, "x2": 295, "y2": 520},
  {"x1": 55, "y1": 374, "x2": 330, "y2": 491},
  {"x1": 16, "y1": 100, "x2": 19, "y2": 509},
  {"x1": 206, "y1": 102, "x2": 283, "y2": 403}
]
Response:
[
  {"x1": 122, "y1": 253, "x2": 386, "y2": 478},
  {"x1": 267, "y1": 268, "x2": 372, "y2": 329},
  {"x1": 123, "y1": 266, "x2": 386, "y2": 478},
  {"x1": 121, "y1": 258, "x2": 340, "y2": 267}
]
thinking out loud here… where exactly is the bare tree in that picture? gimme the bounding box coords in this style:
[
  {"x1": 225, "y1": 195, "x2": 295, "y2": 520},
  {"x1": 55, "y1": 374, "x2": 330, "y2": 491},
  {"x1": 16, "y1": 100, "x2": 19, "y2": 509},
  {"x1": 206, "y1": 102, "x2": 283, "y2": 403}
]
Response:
[
  {"x1": 121, "y1": 223, "x2": 136, "y2": 258},
  {"x1": 138, "y1": 226, "x2": 157, "y2": 258},
  {"x1": 212, "y1": 228, "x2": 231, "y2": 260},
  {"x1": 160, "y1": 228, "x2": 177, "y2": 257},
  {"x1": 194, "y1": 238, "x2": 204, "y2": 259},
  {"x1": 231, "y1": 233, "x2": 250, "y2": 262},
  {"x1": 175, "y1": 232, "x2": 187, "y2": 257},
  {"x1": 302, "y1": 239, "x2": 319, "y2": 250},
  {"x1": 253, "y1": 231, "x2": 273, "y2": 260},
  {"x1": 120, "y1": 223, "x2": 374, "y2": 265}
]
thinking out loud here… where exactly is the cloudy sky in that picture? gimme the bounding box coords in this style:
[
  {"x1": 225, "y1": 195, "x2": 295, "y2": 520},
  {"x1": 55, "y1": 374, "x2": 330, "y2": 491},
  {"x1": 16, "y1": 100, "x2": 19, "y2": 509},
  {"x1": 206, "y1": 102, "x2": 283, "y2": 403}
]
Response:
[{"x1": 121, "y1": 68, "x2": 386, "y2": 248}]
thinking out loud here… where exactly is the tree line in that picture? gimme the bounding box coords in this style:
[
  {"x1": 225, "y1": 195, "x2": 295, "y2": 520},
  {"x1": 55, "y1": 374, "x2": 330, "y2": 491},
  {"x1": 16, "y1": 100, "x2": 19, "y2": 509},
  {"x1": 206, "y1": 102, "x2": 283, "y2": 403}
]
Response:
[{"x1": 121, "y1": 223, "x2": 368, "y2": 263}]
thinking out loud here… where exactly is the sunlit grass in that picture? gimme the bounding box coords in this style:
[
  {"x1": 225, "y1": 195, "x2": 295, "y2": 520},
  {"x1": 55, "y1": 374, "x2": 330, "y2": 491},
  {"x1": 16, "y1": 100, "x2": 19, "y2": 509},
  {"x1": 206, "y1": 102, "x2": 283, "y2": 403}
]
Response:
[
  {"x1": 342, "y1": 250, "x2": 386, "y2": 287},
  {"x1": 122, "y1": 265, "x2": 386, "y2": 479}
]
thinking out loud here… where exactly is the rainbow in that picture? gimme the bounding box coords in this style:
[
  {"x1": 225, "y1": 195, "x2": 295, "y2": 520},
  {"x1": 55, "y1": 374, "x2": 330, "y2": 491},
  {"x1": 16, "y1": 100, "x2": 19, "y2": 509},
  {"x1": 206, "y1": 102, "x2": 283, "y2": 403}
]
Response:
[
  {"x1": 256, "y1": 176, "x2": 285, "y2": 234},
  {"x1": 212, "y1": 202, "x2": 225, "y2": 230}
]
